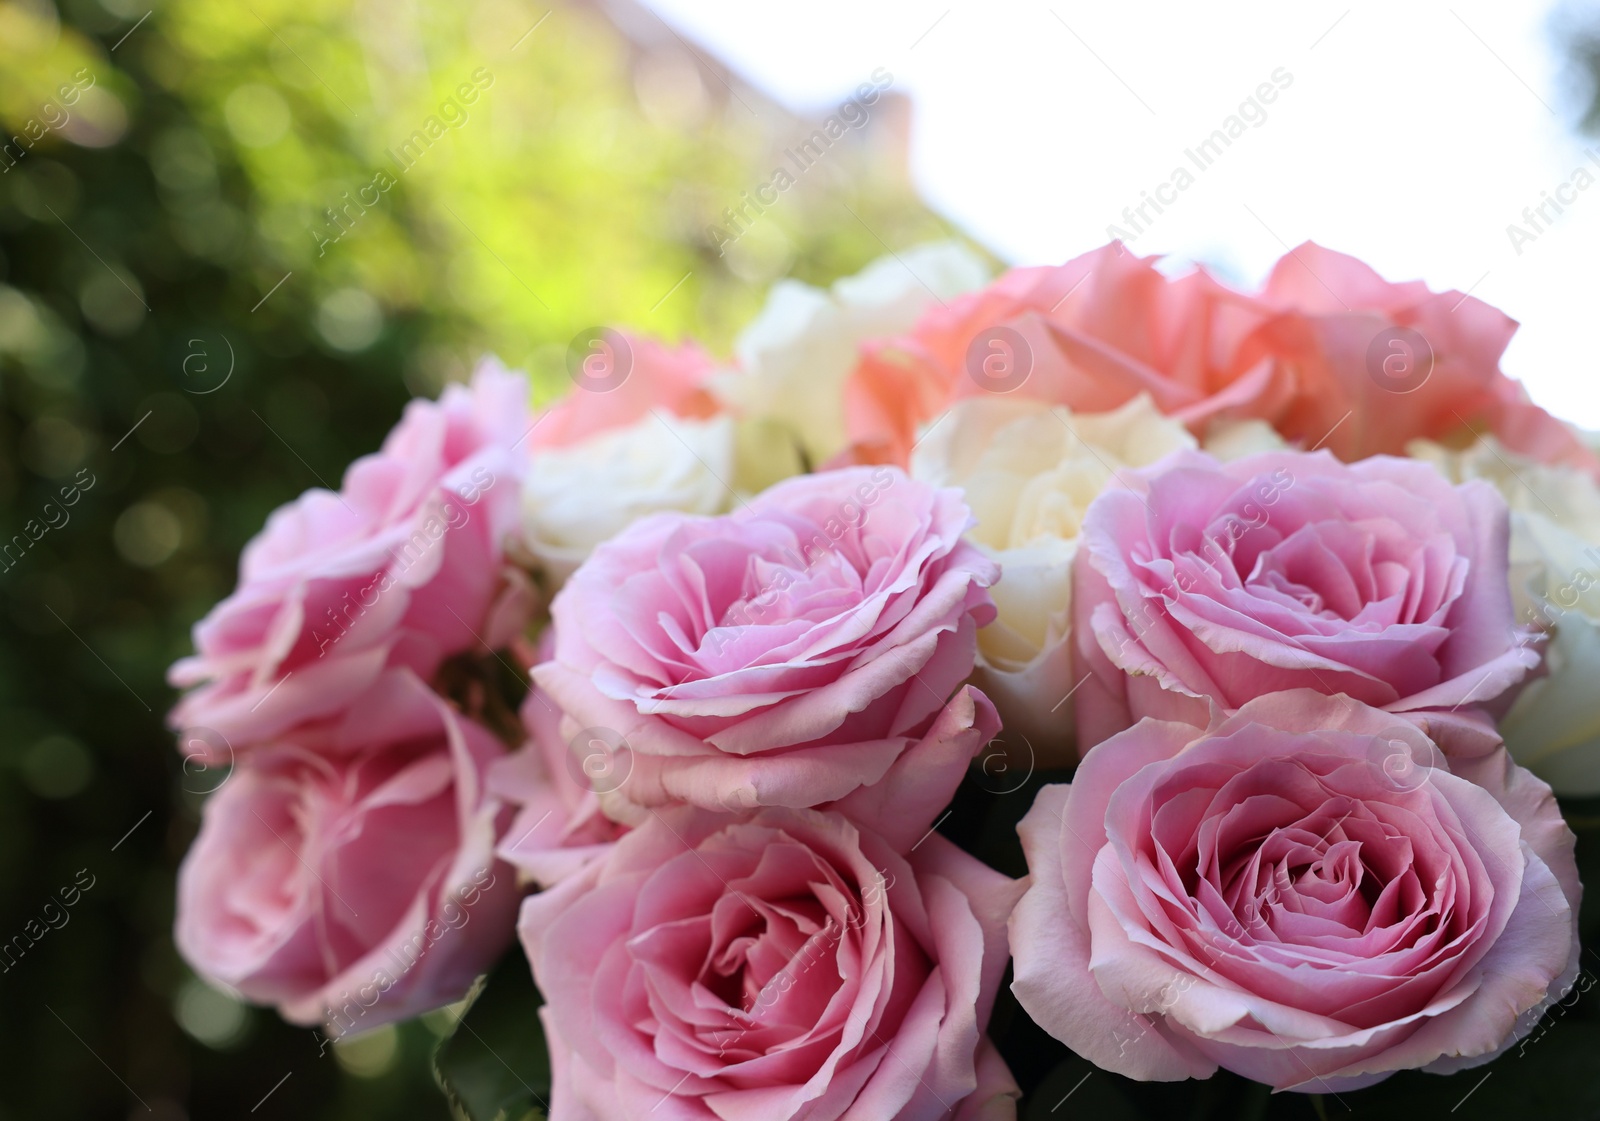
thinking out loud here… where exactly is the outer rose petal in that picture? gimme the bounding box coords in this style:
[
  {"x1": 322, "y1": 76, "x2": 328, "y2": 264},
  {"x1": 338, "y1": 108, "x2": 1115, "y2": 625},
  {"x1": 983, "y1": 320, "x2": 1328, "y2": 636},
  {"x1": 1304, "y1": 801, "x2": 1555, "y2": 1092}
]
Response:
[
  {"x1": 829, "y1": 687, "x2": 1001, "y2": 852},
  {"x1": 1010, "y1": 783, "x2": 1215, "y2": 1082},
  {"x1": 1255, "y1": 243, "x2": 1600, "y2": 479},
  {"x1": 542, "y1": 1005, "x2": 605, "y2": 1121},
  {"x1": 609, "y1": 685, "x2": 996, "y2": 850},
  {"x1": 950, "y1": 1039, "x2": 1021, "y2": 1121},
  {"x1": 490, "y1": 683, "x2": 624, "y2": 888}
]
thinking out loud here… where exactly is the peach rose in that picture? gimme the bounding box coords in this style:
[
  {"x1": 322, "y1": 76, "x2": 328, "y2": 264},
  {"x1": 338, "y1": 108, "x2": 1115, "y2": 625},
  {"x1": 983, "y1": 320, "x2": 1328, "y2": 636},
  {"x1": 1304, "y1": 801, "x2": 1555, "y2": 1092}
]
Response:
[
  {"x1": 844, "y1": 242, "x2": 1282, "y2": 466},
  {"x1": 843, "y1": 242, "x2": 1598, "y2": 485},
  {"x1": 1248, "y1": 243, "x2": 1599, "y2": 475}
]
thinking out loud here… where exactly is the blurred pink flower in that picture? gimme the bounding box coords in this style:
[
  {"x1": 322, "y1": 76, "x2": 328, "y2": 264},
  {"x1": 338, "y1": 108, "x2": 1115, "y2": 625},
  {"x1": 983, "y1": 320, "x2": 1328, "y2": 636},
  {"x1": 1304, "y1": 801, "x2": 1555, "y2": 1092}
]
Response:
[
  {"x1": 175, "y1": 670, "x2": 519, "y2": 1034},
  {"x1": 168, "y1": 363, "x2": 533, "y2": 751},
  {"x1": 532, "y1": 333, "x2": 721, "y2": 450}
]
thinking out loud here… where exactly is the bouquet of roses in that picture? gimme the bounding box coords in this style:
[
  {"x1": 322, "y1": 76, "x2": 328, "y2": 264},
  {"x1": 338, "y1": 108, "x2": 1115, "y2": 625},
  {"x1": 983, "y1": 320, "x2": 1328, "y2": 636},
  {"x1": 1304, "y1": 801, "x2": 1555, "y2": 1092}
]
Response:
[{"x1": 169, "y1": 239, "x2": 1600, "y2": 1118}]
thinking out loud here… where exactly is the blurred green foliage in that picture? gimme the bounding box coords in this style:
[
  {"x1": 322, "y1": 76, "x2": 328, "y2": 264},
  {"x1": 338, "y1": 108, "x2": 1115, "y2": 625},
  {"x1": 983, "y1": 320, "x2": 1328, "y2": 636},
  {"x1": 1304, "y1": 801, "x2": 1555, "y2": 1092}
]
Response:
[{"x1": 0, "y1": 0, "x2": 954, "y2": 1117}]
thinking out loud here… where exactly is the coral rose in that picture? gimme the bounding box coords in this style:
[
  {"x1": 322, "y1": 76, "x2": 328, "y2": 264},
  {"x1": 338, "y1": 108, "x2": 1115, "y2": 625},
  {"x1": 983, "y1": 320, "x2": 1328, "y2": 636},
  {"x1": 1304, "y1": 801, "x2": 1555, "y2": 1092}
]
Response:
[
  {"x1": 843, "y1": 241, "x2": 1598, "y2": 484},
  {"x1": 1250, "y1": 242, "x2": 1599, "y2": 475},
  {"x1": 844, "y1": 242, "x2": 1283, "y2": 467},
  {"x1": 534, "y1": 333, "x2": 720, "y2": 451}
]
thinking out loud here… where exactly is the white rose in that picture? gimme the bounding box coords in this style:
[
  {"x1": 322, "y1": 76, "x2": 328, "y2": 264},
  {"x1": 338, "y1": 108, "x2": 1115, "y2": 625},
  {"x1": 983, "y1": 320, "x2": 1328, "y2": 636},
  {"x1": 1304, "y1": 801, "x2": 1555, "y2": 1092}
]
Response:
[
  {"x1": 1200, "y1": 417, "x2": 1288, "y2": 460},
  {"x1": 1409, "y1": 433, "x2": 1600, "y2": 794},
  {"x1": 714, "y1": 242, "x2": 989, "y2": 466},
  {"x1": 912, "y1": 393, "x2": 1194, "y2": 763},
  {"x1": 522, "y1": 412, "x2": 735, "y2": 588}
]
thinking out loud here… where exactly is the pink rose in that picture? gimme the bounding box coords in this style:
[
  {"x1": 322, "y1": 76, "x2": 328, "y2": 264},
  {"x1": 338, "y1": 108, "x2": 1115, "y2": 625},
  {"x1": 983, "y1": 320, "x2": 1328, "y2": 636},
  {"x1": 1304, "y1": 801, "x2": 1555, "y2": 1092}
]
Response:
[
  {"x1": 1010, "y1": 692, "x2": 1580, "y2": 1091},
  {"x1": 1074, "y1": 449, "x2": 1538, "y2": 750},
  {"x1": 844, "y1": 243, "x2": 1283, "y2": 466},
  {"x1": 519, "y1": 806, "x2": 1023, "y2": 1121},
  {"x1": 533, "y1": 332, "x2": 721, "y2": 450},
  {"x1": 168, "y1": 363, "x2": 534, "y2": 750},
  {"x1": 175, "y1": 670, "x2": 519, "y2": 1034},
  {"x1": 1250, "y1": 242, "x2": 1600, "y2": 477},
  {"x1": 534, "y1": 467, "x2": 1001, "y2": 834},
  {"x1": 489, "y1": 680, "x2": 628, "y2": 888}
]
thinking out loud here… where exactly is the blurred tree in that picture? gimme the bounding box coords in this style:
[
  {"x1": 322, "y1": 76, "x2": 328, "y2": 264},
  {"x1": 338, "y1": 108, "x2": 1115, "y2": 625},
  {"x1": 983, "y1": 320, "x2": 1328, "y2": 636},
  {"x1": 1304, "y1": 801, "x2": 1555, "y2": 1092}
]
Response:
[{"x1": 0, "y1": 0, "x2": 961, "y2": 1117}]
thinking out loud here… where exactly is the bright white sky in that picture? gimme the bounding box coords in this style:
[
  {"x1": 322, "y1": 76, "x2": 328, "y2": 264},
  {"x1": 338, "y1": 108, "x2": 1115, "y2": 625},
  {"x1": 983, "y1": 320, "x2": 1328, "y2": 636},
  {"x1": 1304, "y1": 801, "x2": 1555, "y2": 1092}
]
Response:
[{"x1": 646, "y1": 0, "x2": 1600, "y2": 428}]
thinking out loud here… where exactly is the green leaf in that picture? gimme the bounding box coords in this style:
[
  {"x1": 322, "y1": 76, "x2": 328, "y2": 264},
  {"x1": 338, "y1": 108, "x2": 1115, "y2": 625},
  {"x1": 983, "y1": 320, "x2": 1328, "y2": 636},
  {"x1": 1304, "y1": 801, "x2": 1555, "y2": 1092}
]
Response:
[{"x1": 433, "y1": 949, "x2": 552, "y2": 1121}]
